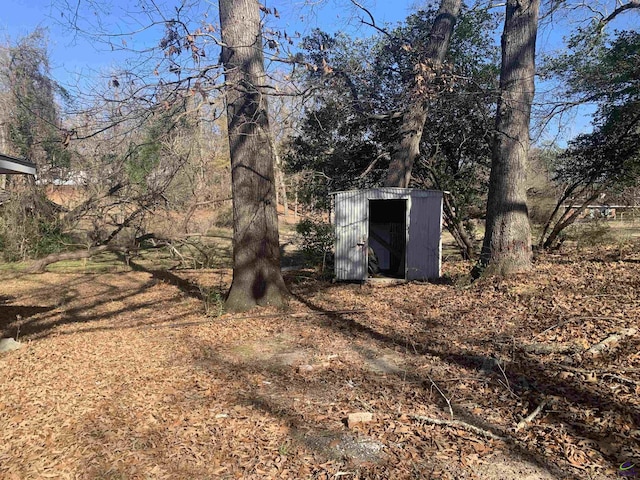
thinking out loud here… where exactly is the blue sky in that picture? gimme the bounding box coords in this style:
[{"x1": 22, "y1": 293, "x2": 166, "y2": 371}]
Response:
[
  {"x1": 1, "y1": 0, "x2": 413, "y2": 81},
  {"x1": 1, "y1": 0, "x2": 636, "y2": 144}
]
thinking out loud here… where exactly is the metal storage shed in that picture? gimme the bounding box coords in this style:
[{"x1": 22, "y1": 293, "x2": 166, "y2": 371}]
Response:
[{"x1": 332, "y1": 188, "x2": 443, "y2": 281}]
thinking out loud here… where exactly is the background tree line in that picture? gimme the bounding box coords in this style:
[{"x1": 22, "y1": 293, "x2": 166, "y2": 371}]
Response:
[{"x1": 0, "y1": 0, "x2": 638, "y2": 310}]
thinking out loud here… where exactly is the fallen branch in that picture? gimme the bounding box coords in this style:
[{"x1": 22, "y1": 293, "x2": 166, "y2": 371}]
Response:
[
  {"x1": 408, "y1": 414, "x2": 505, "y2": 441},
  {"x1": 496, "y1": 359, "x2": 517, "y2": 398},
  {"x1": 560, "y1": 366, "x2": 594, "y2": 375},
  {"x1": 616, "y1": 368, "x2": 640, "y2": 373},
  {"x1": 586, "y1": 328, "x2": 637, "y2": 356},
  {"x1": 535, "y1": 319, "x2": 575, "y2": 337},
  {"x1": 515, "y1": 399, "x2": 548, "y2": 432},
  {"x1": 557, "y1": 366, "x2": 638, "y2": 387},
  {"x1": 535, "y1": 316, "x2": 625, "y2": 338},
  {"x1": 24, "y1": 232, "x2": 186, "y2": 273}
]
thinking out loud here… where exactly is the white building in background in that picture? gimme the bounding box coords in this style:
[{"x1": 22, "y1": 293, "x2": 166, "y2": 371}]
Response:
[{"x1": 0, "y1": 153, "x2": 36, "y2": 176}]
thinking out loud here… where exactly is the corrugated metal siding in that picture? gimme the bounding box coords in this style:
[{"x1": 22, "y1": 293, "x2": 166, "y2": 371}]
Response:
[
  {"x1": 406, "y1": 191, "x2": 443, "y2": 280},
  {"x1": 334, "y1": 190, "x2": 368, "y2": 280},
  {"x1": 333, "y1": 188, "x2": 442, "y2": 281}
]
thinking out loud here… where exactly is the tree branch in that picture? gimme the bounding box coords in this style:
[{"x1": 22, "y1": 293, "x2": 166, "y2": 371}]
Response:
[{"x1": 599, "y1": 0, "x2": 640, "y2": 28}]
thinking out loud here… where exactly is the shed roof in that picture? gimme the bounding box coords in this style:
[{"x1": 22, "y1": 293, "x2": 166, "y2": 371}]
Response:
[
  {"x1": 330, "y1": 187, "x2": 443, "y2": 196},
  {"x1": 0, "y1": 153, "x2": 36, "y2": 175}
]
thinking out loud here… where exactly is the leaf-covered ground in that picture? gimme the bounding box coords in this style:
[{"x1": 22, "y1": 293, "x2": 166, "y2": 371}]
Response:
[{"x1": 1, "y1": 245, "x2": 639, "y2": 479}]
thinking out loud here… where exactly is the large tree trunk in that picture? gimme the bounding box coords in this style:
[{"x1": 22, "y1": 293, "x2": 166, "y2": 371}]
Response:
[
  {"x1": 383, "y1": 0, "x2": 462, "y2": 187},
  {"x1": 219, "y1": 0, "x2": 289, "y2": 312},
  {"x1": 476, "y1": 0, "x2": 539, "y2": 276}
]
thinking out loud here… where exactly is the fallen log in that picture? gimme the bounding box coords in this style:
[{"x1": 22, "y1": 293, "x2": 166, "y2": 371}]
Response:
[
  {"x1": 26, "y1": 245, "x2": 112, "y2": 273},
  {"x1": 25, "y1": 233, "x2": 172, "y2": 273}
]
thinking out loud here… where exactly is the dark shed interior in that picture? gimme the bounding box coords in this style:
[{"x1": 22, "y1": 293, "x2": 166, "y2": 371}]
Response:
[{"x1": 368, "y1": 199, "x2": 406, "y2": 278}]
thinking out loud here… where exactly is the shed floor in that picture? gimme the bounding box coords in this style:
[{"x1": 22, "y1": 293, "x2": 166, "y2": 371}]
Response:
[{"x1": 364, "y1": 277, "x2": 407, "y2": 285}]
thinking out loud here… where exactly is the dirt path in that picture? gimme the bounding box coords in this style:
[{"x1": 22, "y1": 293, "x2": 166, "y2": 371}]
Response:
[{"x1": 1, "y1": 249, "x2": 639, "y2": 479}]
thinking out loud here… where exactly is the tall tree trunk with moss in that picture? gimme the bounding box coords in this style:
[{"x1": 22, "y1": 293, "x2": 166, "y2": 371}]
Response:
[
  {"x1": 219, "y1": 0, "x2": 289, "y2": 311},
  {"x1": 383, "y1": 0, "x2": 462, "y2": 187},
  {"x1": 476, "y1": 0, "x2": 539, "y2": 276}
]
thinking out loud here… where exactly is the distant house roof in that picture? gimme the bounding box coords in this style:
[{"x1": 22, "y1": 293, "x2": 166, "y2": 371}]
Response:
[{"x1": 0, "y1": 153, "x2": 36, "y2": 175}]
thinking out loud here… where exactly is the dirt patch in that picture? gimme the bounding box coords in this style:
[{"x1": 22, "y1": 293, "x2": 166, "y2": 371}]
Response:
[{"x1": 473, "y1": 453, "x2": 559, "y2": 479}]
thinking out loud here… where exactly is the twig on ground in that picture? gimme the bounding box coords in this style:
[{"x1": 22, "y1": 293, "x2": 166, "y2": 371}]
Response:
[
  {"x1": 426, "y1": 374, "x2": 454, "y2": 419},
  {"x1": 585, "y1": 294, "x2": 628, "y2": 298},
  {"x1": 496, "y1": 359, "x2": 517, "y2": 398},
  {"x1": 409, "y1": 414, "x2": 505, "y2": 441},
  {"x1": 515, "y1": 399, "x2": 548, "y2": 432},
  {"x1": 536, "y1": 320, "x2": 570, "y2": 337},
  {"x1": 602, "y1": 373, "x2": 638, "y2": 387},
  {"x1": 535, "y1": 316, "x2": 627, "y2": 339}
]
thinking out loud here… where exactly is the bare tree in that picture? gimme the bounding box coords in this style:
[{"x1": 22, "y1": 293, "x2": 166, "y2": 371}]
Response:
[
  {"x1": 383, "y1": 0, "x2": 463, "y2": 187},
  {"x1": 219, "y1": 0, "x2": 289, "y2": 311},
  {"x1": 476, "y1": 0, "x2": 540, "y2": 276}
]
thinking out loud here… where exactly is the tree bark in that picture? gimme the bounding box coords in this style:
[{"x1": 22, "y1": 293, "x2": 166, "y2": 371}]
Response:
[
  {"x1": 280, "y1": 168, "x2": 288, "y2": 219},
  {"x1": 267, "y1": 132, "x2": 288, "y2": 218},
  {"x1": 383, "y1": 0, "x2": 462, "y2": 187},
  {"x1": 219, "y1": 0, "x2": 289, "y2": 312},
  {"x1": 477, "y1": 0, "x2": 539, "y2": 276}
]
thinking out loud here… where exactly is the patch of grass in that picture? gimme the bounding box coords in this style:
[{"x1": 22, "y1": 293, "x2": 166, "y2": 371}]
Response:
[
  {"x1": 45, "y1": 253, "x2": 130, "y2": 274},
  {"x1": 200, "y1": 286, "x2": 226, "y2": 317},
  {"x1": 566, "y1": 221, "x2": 613, "y2": 250},
  {"x1": 198, "y1": 271, "x2": 228, "y2": 317},
  {"x1": 0, "y1": 261, "x2": 28, "y2": 272},
  {"x1": 278, "y1": 442, "x2": 291, "y2": 456}
]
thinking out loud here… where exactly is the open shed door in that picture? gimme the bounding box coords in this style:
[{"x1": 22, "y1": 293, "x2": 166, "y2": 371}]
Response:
[
  {"x1": 334, "y1": 191, "x2": 368, "y2": 280},
  {"x1": 368, "y1": 199, "x2": 407, "y2": 278},
  {"x1": 406, "y1": 192, "x2": 443, "y2": 280}
]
